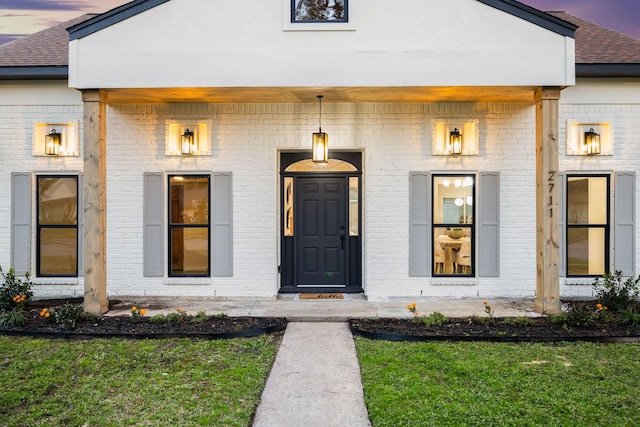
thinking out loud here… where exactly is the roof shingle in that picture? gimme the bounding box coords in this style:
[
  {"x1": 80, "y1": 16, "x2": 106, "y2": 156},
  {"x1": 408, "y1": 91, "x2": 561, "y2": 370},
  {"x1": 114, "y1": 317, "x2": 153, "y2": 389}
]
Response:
[
  {"x1": 0, "y1": 15, "x2": 95, "y2": 67},
  {"x1": 548, "y1": 11, "x2": 640, "y2": 64}
]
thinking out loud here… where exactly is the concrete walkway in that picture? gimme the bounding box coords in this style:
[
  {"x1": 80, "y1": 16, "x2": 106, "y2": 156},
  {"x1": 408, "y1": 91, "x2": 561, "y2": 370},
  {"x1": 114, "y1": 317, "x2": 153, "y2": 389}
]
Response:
[{"x1": 252, "y1": 322, "x2": 371, "y2": 427}]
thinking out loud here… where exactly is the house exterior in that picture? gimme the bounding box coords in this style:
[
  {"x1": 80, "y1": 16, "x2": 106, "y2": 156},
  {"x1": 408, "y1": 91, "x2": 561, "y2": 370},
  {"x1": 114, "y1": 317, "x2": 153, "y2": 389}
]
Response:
[{"x1": 0, "y1": 0, "x2": 639, "y2": 314}]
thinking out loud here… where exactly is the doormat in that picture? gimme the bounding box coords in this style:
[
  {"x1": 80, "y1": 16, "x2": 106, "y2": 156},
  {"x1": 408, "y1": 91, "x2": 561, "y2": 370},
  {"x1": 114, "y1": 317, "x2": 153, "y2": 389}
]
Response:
[{"x1": 299, "y1": 293, "x2": 344, "y2": 300}]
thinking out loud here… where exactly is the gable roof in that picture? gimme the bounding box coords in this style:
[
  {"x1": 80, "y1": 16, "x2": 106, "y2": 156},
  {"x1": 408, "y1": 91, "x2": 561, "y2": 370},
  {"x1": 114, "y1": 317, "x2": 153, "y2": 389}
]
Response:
[
  {"x1": 3, "y1": 2, "x2": 638, "y2": 81},
  {"x1": 0, "y1": 14, "x2": 95, "y2": 80},
  {"x1": 67, "y1": 0, "x2": 576, "y2": 41},
  {"x1": 548, "y1": 11, "x2": 640, "y2": 77}
]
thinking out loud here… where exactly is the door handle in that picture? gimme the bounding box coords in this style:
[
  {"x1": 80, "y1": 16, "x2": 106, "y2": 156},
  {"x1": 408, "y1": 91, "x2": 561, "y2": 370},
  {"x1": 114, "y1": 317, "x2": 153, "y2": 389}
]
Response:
[{"x1": 340, "y1": 226, "x2": 346, "y2": 250}]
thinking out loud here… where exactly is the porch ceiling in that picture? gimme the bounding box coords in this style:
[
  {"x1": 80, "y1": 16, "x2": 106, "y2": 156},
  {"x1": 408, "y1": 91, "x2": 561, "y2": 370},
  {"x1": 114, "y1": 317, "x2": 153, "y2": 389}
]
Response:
[{"x1": 102, "y1": 86, "x2": 539, "y2": 104}]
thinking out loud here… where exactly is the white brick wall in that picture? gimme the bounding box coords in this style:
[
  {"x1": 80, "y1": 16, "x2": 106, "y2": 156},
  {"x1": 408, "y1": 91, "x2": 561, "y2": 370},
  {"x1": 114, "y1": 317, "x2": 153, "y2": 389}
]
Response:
[
  {"x1": 0, "y1": 83, "x2": 84, "y2": 298},
  {"x1": 2, "y1": 82, "x2": 639, "y2": 301},
  {"x1": 105, "y1": 101, "x2": 542, "y2": 299}
]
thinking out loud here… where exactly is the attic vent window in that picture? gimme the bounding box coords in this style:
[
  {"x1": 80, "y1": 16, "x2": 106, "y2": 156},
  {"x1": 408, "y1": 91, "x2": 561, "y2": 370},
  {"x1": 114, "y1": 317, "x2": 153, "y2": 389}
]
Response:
[{"x1": 292, "y1": 0, "x2": 348, "y2": 23}]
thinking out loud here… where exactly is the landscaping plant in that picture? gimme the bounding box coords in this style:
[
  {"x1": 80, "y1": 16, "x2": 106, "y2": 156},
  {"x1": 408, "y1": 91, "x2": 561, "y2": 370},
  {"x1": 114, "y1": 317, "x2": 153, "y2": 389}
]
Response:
[
  {"x1": 0, "y1": 266, "x2": 33, "y2": 312},
  {"x1": 0, "y1": 266, "x2": 33, "y2": 326},
  {"x1": 593, "y1": 270, "x2": 640, "y2": 311}
]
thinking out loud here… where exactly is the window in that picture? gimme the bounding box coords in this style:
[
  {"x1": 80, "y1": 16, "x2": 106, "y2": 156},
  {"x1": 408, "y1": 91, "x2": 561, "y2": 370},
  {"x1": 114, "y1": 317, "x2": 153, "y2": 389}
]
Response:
[
  {"x1": 432, "y1": 175, "x2": 474, "y2": 276},
  {"x1": 168, "y1": 175, "x2": 210, "y2": 276},
  {"x1": 37, "y1": 176, "x2": 78, "y2": 276},
  {"x1": 567, "y1": 175, "x2": 609, "y2": 276}
]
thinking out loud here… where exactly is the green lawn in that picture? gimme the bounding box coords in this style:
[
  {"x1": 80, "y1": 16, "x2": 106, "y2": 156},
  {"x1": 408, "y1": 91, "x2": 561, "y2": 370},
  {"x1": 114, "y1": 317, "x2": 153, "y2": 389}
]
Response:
[
  {"x1": 356, "y1": 339, "x2": 640, "y2": 427},
  {"x1": 0, "y1": 335, "x2": 281, "y2": 426}
]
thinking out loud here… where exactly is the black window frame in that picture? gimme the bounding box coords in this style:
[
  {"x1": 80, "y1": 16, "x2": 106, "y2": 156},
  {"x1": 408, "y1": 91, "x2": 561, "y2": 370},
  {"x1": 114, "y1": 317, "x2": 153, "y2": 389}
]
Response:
[
  {"x1": 431, "y1": 173, "x2": 476, "y2": 277},
  {"x1": 36, "y1": 175, "x2": 79, "y2": 278},
  {"x1": 168, "y1": 174, "x2": 211, "y2": 277},
  {"x1": 291, "y1": 0, "x2": 349, "y2": 24},
  {"x1": 566, "y1": 174, "x2": 610, "y2": 278}
]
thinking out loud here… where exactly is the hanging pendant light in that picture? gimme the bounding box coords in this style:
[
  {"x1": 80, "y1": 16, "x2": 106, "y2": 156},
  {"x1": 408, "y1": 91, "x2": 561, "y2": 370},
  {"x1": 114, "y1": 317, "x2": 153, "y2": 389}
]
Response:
[{"x1": 312, "y1": 95, "x2": 328, "y2": 163}]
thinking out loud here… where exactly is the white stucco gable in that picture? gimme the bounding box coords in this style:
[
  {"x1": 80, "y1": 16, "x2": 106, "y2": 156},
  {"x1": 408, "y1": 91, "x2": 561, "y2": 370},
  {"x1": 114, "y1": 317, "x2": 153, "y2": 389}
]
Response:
[{"x1": 68, "y1": 0, "x2": 575, "y2": 90}]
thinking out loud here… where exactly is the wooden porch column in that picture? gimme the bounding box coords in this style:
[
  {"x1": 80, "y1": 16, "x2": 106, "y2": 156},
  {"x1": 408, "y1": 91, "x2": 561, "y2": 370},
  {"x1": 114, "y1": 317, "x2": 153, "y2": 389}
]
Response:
[
  {"x1": 535, "y1": 87, "x2": 562, "y2": 314},
  {"x1": 82, "y1": 89, "x2": 108, "y2": 314}
]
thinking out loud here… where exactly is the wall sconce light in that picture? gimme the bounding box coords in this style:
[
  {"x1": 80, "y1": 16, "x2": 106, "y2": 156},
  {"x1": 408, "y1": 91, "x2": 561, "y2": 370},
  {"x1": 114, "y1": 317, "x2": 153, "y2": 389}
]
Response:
[
  {"x1": 45, "y1": 129, "x2": 61, "y2": 156},
  {"x1": 181, "y1": 128, "x2": 195, "y2": 155},
  {"x1": 584, "y1": 128, "x2": 601, "y2": 155},
  {"x1": 312, "y1": 95, "x2": 328, "y2": 163},
  {"x1": 449, "y1": 128, "x2": 462, "y2": 155}
]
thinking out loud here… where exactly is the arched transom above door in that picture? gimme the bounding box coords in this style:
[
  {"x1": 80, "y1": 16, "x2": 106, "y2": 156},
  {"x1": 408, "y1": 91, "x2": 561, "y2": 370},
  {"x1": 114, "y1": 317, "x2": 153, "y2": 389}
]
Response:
[{"x1": 285, "y1": 159, "x2": 358, "y2": 172}]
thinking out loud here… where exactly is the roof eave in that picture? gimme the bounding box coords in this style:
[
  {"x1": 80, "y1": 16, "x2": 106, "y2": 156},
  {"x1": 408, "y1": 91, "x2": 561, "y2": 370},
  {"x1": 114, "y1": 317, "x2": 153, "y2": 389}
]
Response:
[
  {"x1": 68, "y1": 0, "x2": 171, "y2": 41},
  {"x1": 0, "y1": 66, "x2": 68, "y2": 80},
  {"x1": 576, "y1": 64, "x2": 640, "y2": 78},
  {"x1": 476, "y1": 0, "x2": 577, "y2": 37}
]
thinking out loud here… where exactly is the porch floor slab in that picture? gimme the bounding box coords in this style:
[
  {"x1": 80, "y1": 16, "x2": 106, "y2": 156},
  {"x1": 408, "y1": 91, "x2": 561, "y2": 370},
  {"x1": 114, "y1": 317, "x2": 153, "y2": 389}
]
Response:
[{"x1": 103, "y1": 295, "x2": 540, "y2": 320}]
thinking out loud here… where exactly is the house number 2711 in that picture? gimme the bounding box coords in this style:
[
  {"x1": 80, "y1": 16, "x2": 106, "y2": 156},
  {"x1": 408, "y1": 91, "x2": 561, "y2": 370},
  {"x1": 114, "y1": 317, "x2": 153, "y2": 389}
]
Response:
[{"x1": 548, "y1": 171, "x2": 556, "y2": 218}]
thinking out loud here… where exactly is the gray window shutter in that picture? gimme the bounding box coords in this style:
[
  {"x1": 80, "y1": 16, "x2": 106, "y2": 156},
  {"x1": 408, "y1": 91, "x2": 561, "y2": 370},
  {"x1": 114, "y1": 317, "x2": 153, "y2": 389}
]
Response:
[
  {"x1": 558, "y1": 173, "x2": 566, "y2": 277},
  {"x1": 614, "y1": 172, "x2": 635, "y2": 276},
  {"x1": 11, "y1": 173, "x2": 31, "y2": 276},
  {"x1": 478, "y1": 172, "x2": 499, "y2": 277},
  {"x1": 409, "y1": 172, "x2": 430, "y2": 276},
  {"x1": 143, "y1": 173, "x2": 164, "y2": 277},
  {"x1": 212, "y1": 173, "x2": 233, "y2": 277},
  {"x1": 78, "y1": 174, "x2": 84, "y2": 277}
]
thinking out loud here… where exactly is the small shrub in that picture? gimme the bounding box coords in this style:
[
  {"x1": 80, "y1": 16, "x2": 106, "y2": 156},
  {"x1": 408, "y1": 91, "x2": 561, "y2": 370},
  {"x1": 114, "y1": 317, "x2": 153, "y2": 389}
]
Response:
[
  {"x1": 502, "y1": 317, "x2": 533, "y2": 327},
  {"x1": 0, "y1": 308, "x2": 27, "y2": 326},
  {"x1": 620, "y1": 306, "x2": 640, "y2": 328},
  {"x1": 53, "y1": 303, "x2": 86, "y2": 329},
  {"x1": 593, "y1": 271, "x2": 640, "y2": 311},
  {"x1": 421, "y1": 311, "x2": 448, "y2": 327},
  {"x1": 549, "y1": 312, "x2": 569, "y2": 325},
  {"x1": 0, "y1": 266, "x2": 33, "y2": 312},
  {"x1": 191, "y1": 311, "x2": 208, "y2": 324},
  {"x1": 563, "y1": 303, "x2": 595, "y2": 327},
  {"x1": 595, "y1": 303, "x2": 616, "y2": 323},
  {"x1": 150, "y1": 314, "x2": 167, "y2": 323},
  {"x1": 166, "y1": 311, "x2": 189, "y2": 322}
]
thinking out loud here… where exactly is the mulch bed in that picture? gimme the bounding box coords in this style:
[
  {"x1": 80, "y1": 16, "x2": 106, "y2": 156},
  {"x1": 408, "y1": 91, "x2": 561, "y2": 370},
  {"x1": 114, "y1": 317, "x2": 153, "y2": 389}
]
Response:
[
  {"x1": 1, "y1": 302, "x2": 287, "y2": 340},
  {"x1": 349, "y1": 317, "x2": 640, "y2": 343}
]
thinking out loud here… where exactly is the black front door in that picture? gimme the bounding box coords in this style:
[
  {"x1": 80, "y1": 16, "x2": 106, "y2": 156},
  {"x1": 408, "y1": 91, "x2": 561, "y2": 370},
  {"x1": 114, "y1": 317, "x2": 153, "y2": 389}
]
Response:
[
  {"x1": 280, "y1": 152, "x2": 362, "y2": 293},
  {"x1": 296, "y1": 176, "x2": 347, "y2": 287}
]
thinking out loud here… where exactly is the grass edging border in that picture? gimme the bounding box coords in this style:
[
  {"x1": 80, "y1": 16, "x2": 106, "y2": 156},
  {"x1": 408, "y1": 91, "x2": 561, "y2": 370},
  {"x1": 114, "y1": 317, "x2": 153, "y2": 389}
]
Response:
[
  {"x1": 0, "y1": 318, "x2": 287, "y2": 340},
  {"x1": 348, "y1": 321, "x2": 640, "y2": 343}
]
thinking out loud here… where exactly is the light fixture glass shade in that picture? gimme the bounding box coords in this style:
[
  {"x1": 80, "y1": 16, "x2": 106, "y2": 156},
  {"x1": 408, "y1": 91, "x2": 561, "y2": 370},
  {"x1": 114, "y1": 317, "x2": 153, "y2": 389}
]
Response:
[
  {"x1": 181, "y1": 129, "x2": 195, "y2": 155},
  {"x1": 450, "y1": 128, "x2": 462, "y2": 155},
  {"x1": 312, "y1": 132, "x2": 328, "y2": 163},
  {"x1": 312, "y1": 95, "x2": 328, "y2": 163},
  {"x1": 584, "y1": 128, "x2": 601, "y2": 155},
  {"x1": 45, "y1": 129, "x2": 61, "y2": 156}
]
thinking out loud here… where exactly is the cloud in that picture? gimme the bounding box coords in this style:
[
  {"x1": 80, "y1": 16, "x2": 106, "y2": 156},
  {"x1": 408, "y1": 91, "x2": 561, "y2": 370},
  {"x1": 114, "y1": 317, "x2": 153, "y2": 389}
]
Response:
[
  {"x1": 0, "y1": 0, "x2": 90, "y2": 11},
  {"x1": 0, "y1": 13, "x2": 33, "y2": 18}
]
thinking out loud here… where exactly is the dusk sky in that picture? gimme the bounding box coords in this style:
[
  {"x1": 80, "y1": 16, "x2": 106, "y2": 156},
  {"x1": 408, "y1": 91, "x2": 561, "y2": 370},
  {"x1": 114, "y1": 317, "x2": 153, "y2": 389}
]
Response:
[{"x1": 1, "y1": 0, "x2": 640, "y2": 45}]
